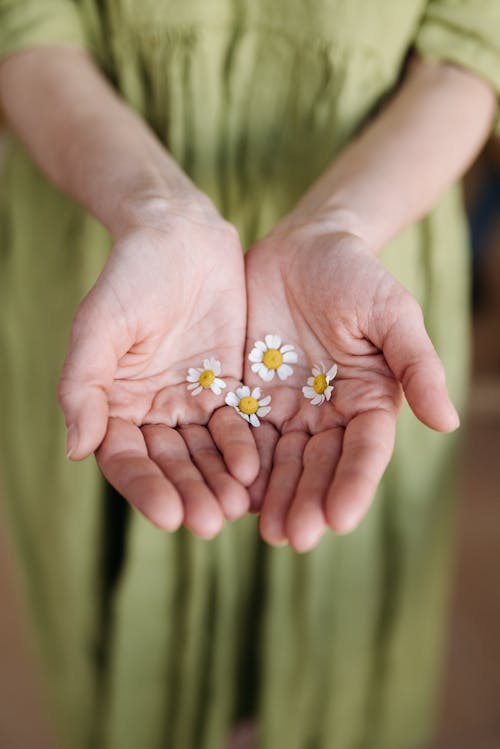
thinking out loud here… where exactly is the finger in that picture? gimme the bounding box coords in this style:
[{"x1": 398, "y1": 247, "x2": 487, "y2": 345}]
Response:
[
  {"x1": 179, "y1": 424, "x2": 250, "y2": 520},
  {"x1": 286, "y1": 429, "x2": 343, "y2": 553},
  {"x1": 96, "y1": 417, "x2": 183, "y2": 531},
  {"x1": 143, "y1": 424, "x2": 225, "y2": 539},
  {"x1": 248, "y1": 422, "x2": 280, "y2": 513},
  {"x1": 259, "y1": 431, "x2": 308, "y2": 547},
  {"x1": 325, "y1": 409, "x2": 396, "y2": 534},
  {"x1": 209, "y1": 407, "x2": 260, "y2": 486},
  {"x1": 381, "y1": 293, "x2": 460, "y2": 432},
  {"x1": 58, "y1": 301, "x2": 122, "y2": 460}
]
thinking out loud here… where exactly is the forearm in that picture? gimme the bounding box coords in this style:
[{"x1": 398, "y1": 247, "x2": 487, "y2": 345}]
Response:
[
  {"x1": 288, "y1": 56, "x2": 497, "y2": 252},
  {"x1": 0, "y1": 47, "x2": 200, "y2": 238}
]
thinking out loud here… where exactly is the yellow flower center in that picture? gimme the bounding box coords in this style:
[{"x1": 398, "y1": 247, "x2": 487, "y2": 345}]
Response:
[
  {"x1": 262, "y1": 348, "x2": 283, "y2": 370},
  {"x1": 313, "y1": 373, "x2": 328, "y2": 394},
  {"x1": 239, "y1": 396, "x2": 259, "y2": 415},
  {"x1": 199, "y1": 369, "x2": 215, "y2": 388}
]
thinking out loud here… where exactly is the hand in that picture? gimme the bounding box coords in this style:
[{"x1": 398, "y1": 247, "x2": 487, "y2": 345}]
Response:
[
  {"x1": 244, "y1": 225, "x2": 459, "y2": 551},
  {"x1": 58, "y1": 195, "x2": 259, "y2": 538}
]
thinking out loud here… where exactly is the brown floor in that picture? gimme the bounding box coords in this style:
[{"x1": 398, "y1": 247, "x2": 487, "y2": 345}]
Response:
[
  {"x1": 431, "y1": 380, "x2": 500, "y2": 749},
  {"x1": 432, "y1": 230, "x2": 500, "y2": 749}
]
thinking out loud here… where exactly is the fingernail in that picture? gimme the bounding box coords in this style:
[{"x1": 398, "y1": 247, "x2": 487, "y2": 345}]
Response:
[{"x1": 66, "y1": 424, "x2": 78, "y2": 459}]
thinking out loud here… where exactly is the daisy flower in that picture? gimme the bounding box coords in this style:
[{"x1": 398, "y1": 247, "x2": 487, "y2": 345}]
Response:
[
  {"x1": 186, "y1": 358, "x2": 226, "y2": 396},
  {"x1": 225, "y1": 385, "x2": 272, "y2": 428},
  {"x1": 302, "y1": 362, "x2": 338, "y2": 405},
  {"x1": 248, "y1": 334, "x2": 298, "y2": 382}
]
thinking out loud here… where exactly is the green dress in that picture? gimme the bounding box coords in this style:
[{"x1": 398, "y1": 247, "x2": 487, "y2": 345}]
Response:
[{"x1": 1, "y1": 2, "x2": 499, "y2": 748}]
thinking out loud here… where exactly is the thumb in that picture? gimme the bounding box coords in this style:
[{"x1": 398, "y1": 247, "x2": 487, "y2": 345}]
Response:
[
  {"x1": 58, "y1": 303, "x2": 119, "y2": 460},
  {"x1": 378, "y1": 291, "x2": 460, "y2": 433}
]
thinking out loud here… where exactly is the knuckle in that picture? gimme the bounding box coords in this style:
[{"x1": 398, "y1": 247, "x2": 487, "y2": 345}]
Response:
[
  {"x1": 56, "y1": 379, "x2": 68, "y2": 408},
  {"x1": 195, "y1": 445, "x2": 220, "y2": 461}
]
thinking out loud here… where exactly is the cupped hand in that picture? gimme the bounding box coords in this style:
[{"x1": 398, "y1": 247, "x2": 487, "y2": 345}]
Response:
[
  {"x1": 58, "y1": 195, "x2": 259, "y2": 538},
  {"x1": 244, "y1": 225, "x2": 459, "y2": 552}
]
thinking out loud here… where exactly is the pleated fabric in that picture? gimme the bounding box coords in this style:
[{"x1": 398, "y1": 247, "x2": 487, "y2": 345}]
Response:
[{"x1": 1, "y1": 1, "x2": 499, "y2": 748}]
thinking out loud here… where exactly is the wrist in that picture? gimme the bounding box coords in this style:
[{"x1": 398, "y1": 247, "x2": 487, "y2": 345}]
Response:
[
  {"x1": 314, "y1": 202, "x2": 384, "y2": 253},
  {"x1": 110, "y1": 184, "x2": 222, "y2": 240},
  {"x1": 275, "y1": 202, "x2": 377, "y2": 252}
]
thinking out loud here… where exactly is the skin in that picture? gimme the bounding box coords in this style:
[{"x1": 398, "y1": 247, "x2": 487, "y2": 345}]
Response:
[
  {"x1": 0, "y1": 48, "x2": 496, "y2": 549},
  {"x1": 59, "y1": 206, "x2": 260, "y2": 538},
  {"x1": 245, "y1": 227, "x2": 457, "y2": 551}
]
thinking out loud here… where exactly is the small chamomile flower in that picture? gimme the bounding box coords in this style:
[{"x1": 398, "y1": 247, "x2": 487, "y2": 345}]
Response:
[
  {"x1": 249, "y1": 334, "x2": 298, "y2": 382},
  {"x1": 186, "y1": 358, "x2": 226, "y2": 396},
  {"x1": 302, "y1": 362, "x2": 338, "y2": 405},
  {"x1": 225, "y1": 385, "x2": 272, "y2": 427}
]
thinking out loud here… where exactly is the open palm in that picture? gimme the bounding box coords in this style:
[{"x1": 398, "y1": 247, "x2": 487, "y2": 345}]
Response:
[
  {"x1": 245, "y1": 227, "x2": 459, "y2": 552},
  {"x1": 58, "y1": 201, "x2": 259, "y2": 538}
]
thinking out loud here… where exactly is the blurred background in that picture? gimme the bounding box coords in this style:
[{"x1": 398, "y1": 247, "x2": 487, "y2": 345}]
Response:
[
  {"x1": 0, "y1": 136, "x2": 499, "y2": 749},
  {"x1": 430, "y1": 138, "x2": 500, "y2": 749}
]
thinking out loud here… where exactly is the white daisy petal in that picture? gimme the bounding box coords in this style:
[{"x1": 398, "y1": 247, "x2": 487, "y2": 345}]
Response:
[
  {"x1": 258, "y1": 395, "x2": 272, "y2": 407},
  {"x1": 280, "y1": 344, "x2": 295, "y2": 353},
  {"x1": 213, "y1": 360, "x2": 222, "y2": 375},
  {"x1": 191, "y1": 386, "x2": 203, "y2": 396},
  {"x1": 264, "y1": 334, "x2": 275, "y2": 348},
  {"x1": 213, "y1": 377, "x2": 226, "y2": 390},
  {"x1": 327, "y1": 364, "x2": 338, "y2": 380},
  {"x1": 270, "y1": 335, "x2": 282, "y2": 349},
  {"x1": 248, "y1": 348, "x2": 263, "y2": 363},
  {"x1": 211, "y1": 384, "x2": 222, "y2": 395},
  {"x1": 312, "y1": 366, "x2": 320, "y2": 376},
  {"x1": 324, "y1": 386, "x2": 333, "y2": 401},
  {"x1": 240, "y1": 412, "x2": 251, "y2": 423},
  {"x1": 255, "y1": 340, "x2": 267, "y2": 351},
  {"x1": 187, "y1": 382, "x2": 199, "y2": 390},
  {"x1": 225, "y1": 392, "x2": 239, "y2": 407},
  {"x1": 251, "y1": 386, "x2": 261, "y2": 400},
  {"x1": 188, "y1": 367, "x2": 201, "y2": 378},
  {"x1": 302, "y1": 386, "x2": 316, "y2": 398},
  {"x1": 311, "y1": 394, "x2": 324, "y2": 405},
  {"x1": 251, "y1": 362, "x2": 263, "y2": 373},
  {"x1": 260, "y1": 367, "x2": 275, "y2": 382},
  {"x1": 203, "y1": 359, "x2": 211, "y2": 370},
  {"x1": 307, "y1": 377, "x2": 314, "y2": 386},
  {"x1": 249, "y1": 413, "x2": 260, "y2": 427},
  {"x1": 282, "y1": 351, "x2": 298, "y2": 363},
  {"x1": 236, "y1": 385, "x2": 250, "y2": 399},
  {"x1": 277, "y1": 363, "x2": 294, "y2": 381},
  {"x1": 256, "y1": 406, "x2": 271, "y2": 418}
]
